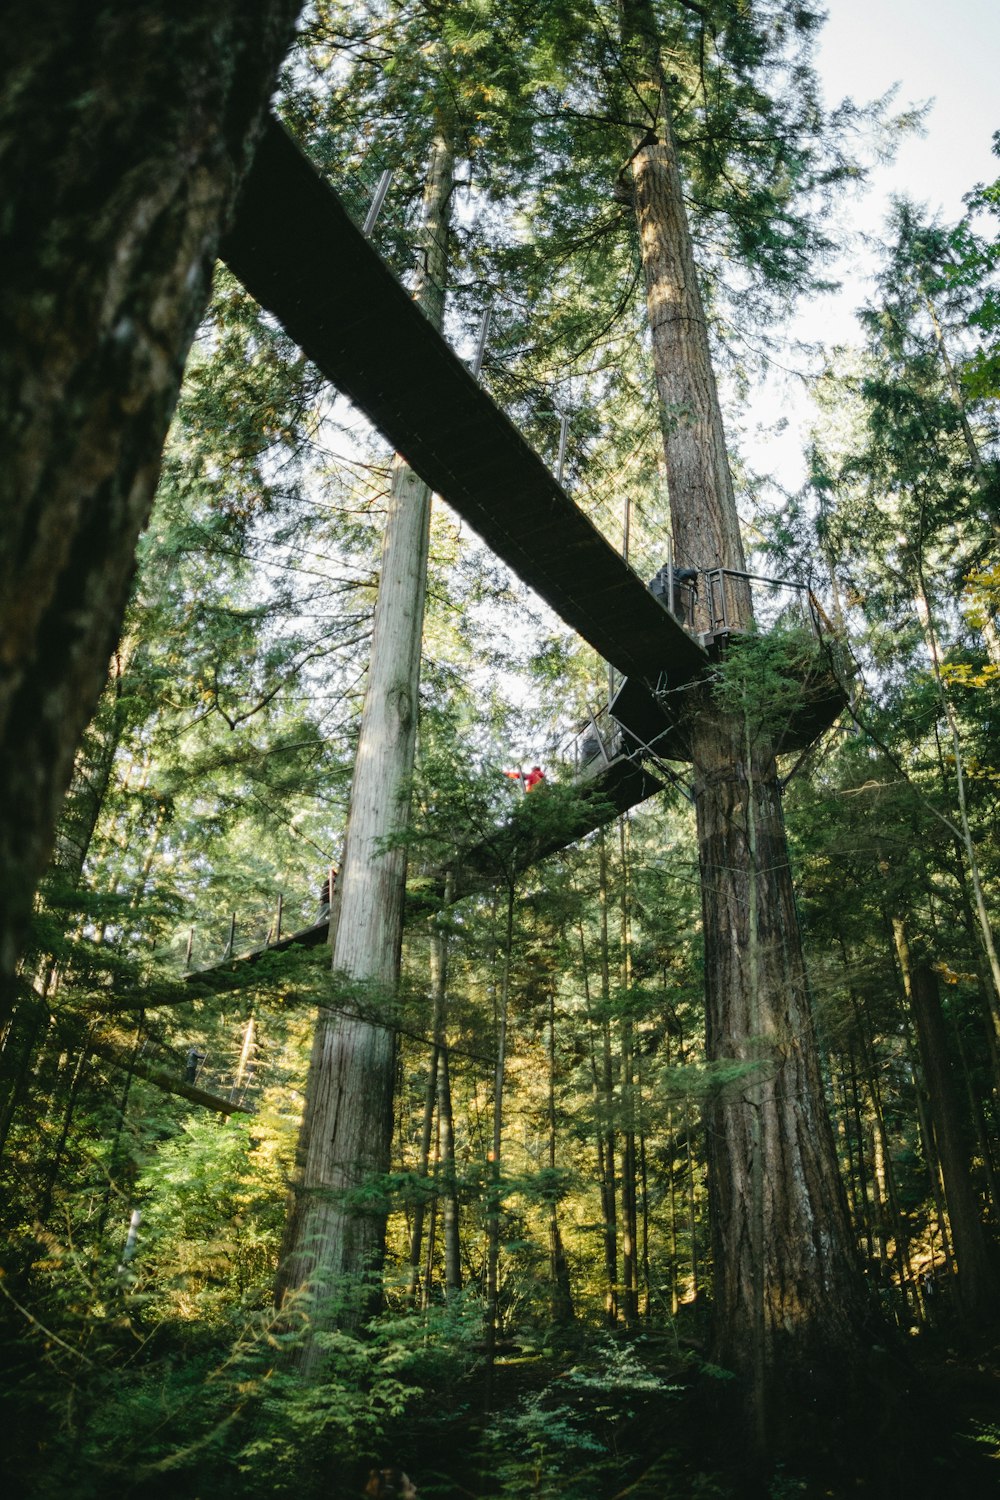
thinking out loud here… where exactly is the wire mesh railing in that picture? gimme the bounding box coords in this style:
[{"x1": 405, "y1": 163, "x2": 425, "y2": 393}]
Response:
[{"x1": 137, "y1": 1019, "x2": 264, "y2": 1109}]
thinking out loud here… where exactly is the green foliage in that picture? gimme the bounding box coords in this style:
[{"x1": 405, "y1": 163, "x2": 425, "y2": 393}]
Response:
[{"x1": 482, "y1": 1336, "x2": 700, "y2": 1500}]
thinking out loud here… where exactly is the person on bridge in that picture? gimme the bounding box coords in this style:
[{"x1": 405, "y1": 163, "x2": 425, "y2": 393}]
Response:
[
  {"x1": 648, "y1": 562, "x2": 698, "y2": 627},
  {"x1": 503, "y1": 766, "x2": 546, "y2": 792},
  {"x1": 184, "y1": 1046, "x2": 205, "y2": 1085}
]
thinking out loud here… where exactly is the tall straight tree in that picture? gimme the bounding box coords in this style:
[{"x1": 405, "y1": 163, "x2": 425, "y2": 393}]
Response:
[
  {"x1": 275, "y1": 128, "x2": 455, "y2": 1333},
  {"x1": 0, "y1": 1, "x2": 303, "y2": 1022},
  {"x1": 616, "y1": 0, "x2": 875, "y2": 1447}
]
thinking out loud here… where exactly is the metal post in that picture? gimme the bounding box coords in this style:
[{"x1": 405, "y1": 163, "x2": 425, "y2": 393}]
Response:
[
  {"x1": 665, "y1": 531, "x2": 675, "y2": 617},
  {"x1": 184, "y1": 927, "x2": 194, "y2": 972},
  {"x1": 223, "y1": 912, "x2": 236, "y2": 961},
  {"x1": 556, "y1": 411, "x2": 570, "y2": 487},
  {"x1": 275, "y1": 893, "x2": 283, "y2": 944},
  {"x1": 362, "y1": 168, "x2": 393, "y2": 235},
  {"x1": 471, "y1": 304, "x2": 492, "y2": 378}
]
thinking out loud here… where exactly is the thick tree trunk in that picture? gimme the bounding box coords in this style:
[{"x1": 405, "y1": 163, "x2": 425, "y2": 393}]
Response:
[
  {"x1": 620, "y1": 0, "x2": 874, "y2": 1444},
  {"x1": 0, "y1": 1, "x2": 302, "y2": 1022},
  {"x1": 694, "y1": 725, "x2": 869, "y2": 1433},
  {"x1": 274, "y1": 136, "x2": 454, "y2": 1335}
]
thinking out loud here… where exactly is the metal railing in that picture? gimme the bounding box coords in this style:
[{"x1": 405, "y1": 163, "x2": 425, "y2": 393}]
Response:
[{"x1": 561, "y1": 703, "x2": 626, "y2": 777}]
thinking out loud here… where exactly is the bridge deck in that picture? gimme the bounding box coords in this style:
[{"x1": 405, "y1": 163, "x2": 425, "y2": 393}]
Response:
[
  {"x1": 222, "y1": 117, "x2": 707, "y2": 695},
  {"x1": 184, "y1": 750, "x2": 664, "y2": 984}
]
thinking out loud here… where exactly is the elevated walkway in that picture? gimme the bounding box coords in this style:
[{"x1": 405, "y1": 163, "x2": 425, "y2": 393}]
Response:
[
  {"x1": 184, "y1": 727, "x2": 665, "y2": 982},
  {"x1": 186, "y1": 123, "x2": 852, "y2": 988},
  {"x1": 222, "y1": 116, "x2": 707, "y2": 697},
  {"x1": 223, "y1": 121, "x2": 848, "y2": 756}
]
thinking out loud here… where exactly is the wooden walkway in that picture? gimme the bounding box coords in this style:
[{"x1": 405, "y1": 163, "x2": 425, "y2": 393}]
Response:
[
  {"x1": 188, "y1": 120, "x2": 851, "y2": 988},
  {"x1": 185, "y1": 747, "x2": 664, "y2": 983},
  {"x1": 222, "y1": 116, "x2": 708, "y2": 698}
]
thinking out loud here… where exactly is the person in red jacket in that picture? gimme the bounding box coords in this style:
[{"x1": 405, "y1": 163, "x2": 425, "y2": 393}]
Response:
[{"x1": 503, "y1": 765, "x2": 546, "y2": 792}]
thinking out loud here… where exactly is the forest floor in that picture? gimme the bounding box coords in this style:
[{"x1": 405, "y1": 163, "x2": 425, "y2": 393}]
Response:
[
  {"x1": 3, "y1": 1296, "x2": 999, "y2": 1499},
  {"x1": 377, "y1": 1316, "x2": 1000, "y2": 1500}
]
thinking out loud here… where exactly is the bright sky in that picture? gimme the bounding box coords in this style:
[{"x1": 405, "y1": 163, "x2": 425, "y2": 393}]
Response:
[
  {"x1": 818, "y1": 0, "x2": 998, "y2": 228},
  {"x1": 743, "y1": 0, "x2": 999, "y2": 491}
]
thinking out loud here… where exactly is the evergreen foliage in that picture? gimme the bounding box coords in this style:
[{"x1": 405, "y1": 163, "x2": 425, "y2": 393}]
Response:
[{"x1": 3, "y1": 4, "x2": 1000, "y2": 1497}]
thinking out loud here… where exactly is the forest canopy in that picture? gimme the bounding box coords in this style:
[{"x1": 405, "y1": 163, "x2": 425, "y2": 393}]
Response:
[{"x1": 1, "y1": 5, "x2": 999, "y2": 1498}]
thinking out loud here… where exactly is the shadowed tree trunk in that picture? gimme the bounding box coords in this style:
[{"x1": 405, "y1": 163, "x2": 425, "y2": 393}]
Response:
[
  {"x1": 0, "y1": 1, "x2": 302, "y2": 1023},
  {"x1": 894, "y1": 920, "x2": 999, "y2": 1321}
]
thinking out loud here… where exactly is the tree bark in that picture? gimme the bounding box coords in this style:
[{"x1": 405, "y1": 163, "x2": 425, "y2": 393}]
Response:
[
  {"x1": 898, "y1": 932, "x2": 999, "y2": 1321},
  {"x1": 547, "y1": 987, "x2": 574, "y2": 1325},
  {"x1": 274, "y1": 135, "x2": 454, "y2": 1336},
  {"x1": 0, "y1": 1, "x2": 302, "y2": 1022},
  {"x1": 620, "y1": 0, "x2": 874, "y2": 1443}
]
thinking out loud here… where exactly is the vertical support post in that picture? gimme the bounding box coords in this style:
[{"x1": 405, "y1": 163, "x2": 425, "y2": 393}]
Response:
[
  {"x1": 224, "y1": 912, "x2": 236, "y2": 961},
  {"x1": 362, "y1": 168, "x2": 393, "y2": 235},
  {"x1": 471, "y1": 305, "x2": 492, "y2": 378},
  {"x1": 556, "y1": 411, "x2": 570, "y2": 487},
  {"x1": 184, "y1": 927, "x2": 194, "y2": 972},
  {"x1": 665, "y1": 530, "x2": 675, "y2": 618},
  {"x1": 275, "y1": 893, "x2": 283, "y2": 944}
]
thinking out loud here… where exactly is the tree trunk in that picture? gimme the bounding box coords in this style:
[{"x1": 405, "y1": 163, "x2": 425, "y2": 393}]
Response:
[
  {"x1": 620, "y1": 0, "x2": 874, "y2": 1442},
  {"x1": 897, "y1": 929, "x2": 999, "y2": 1321},
  {"x1": 596, "y1": 831, "x2": 619, "y2": 1323},
  {"x1": 274, "y1": 135, "x2": 454, "y2": 1339},
  {"x1": 547, "y1": 987, "x2": 574, "y2": 1325},
  {"x1": 407, "y1": 895, "x2": 452, "y2": 1301},
  {"x1": 484, "y1": 883, "x2": 514, "y2": 1409},
  {"x1": 437, "y1": 1047, "x2": 462, "y2": 1297},
  {"x1": 0, "y1": 1, "x2": 302, "y2": 1021}
]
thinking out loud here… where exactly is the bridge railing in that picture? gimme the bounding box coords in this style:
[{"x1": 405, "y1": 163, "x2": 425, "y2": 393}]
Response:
[
  {"x1": 560, "y1": 703, "x2": 626, "y2": 778},
  {"x1": 136, "y1": 1021, "x2": 263, "y2": 1109},
  {"x1": 701, "y1": 569, "x2": 837, "y2": 641}
]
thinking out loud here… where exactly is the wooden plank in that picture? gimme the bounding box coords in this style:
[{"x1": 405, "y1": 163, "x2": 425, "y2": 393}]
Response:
[{"x1": 221, "y1": 116, "x2": 708, "y2": 692}]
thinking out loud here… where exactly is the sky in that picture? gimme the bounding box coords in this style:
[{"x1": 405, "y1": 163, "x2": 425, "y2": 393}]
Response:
[
  {"x1": 743, "y1": 0, "x2": 1000, "y2": 490},
  {"x1": 818, "y1": 0, "x2": 998, "y2": 230}
]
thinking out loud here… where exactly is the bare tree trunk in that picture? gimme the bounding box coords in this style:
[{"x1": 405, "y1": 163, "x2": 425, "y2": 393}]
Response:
[
  {"x1": 888, "y1": 917, "x2": 956, "y2": 1280},
  {"x1": 407, "y1": 1046, "x2": 440, "y2": 1304},
  {"x1": 896, "y1": 923, "x2": 999, "y2": 1320},
  {"x1": 484, "y1": 882, "x2": 514, "y2": 1409},
  {"x1": 596, "y1": 831, "x2": 619, "y2": 1324},
  {"x1": 407, "y1": 895, "x2": 452, "y2": 1301},
  {"x1": 619, "y1": 0, "x2": 873, "y2": 1440},
  {"x1": 437, "y1": 1048, "x2": 461, "y2": 1297},
  {"x1": 0, "y1": 1, "x2": 302, "y2": 1021},
  {"x1": 547, "y1": 987, "x2": 574, "y2": 1325},
  {"x1": 274, "y1": 135, "x2": 454, "y2": 1342}
]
